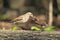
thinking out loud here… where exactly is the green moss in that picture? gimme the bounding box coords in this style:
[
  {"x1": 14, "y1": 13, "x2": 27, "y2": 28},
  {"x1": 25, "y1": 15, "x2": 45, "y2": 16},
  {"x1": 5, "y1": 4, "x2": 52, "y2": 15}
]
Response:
[
  {"x1": 44, "y1": 26, "x2": 55, "y2": 31},
  {"x1": 1, "y1": 26, "x2": 19, "y2": 30},
  {"x1": 12, "y1": 25, "x2": 19, "y2": 30},
  {"x1": 31, "y1": 26, "x2": 40, "y2": 31}
]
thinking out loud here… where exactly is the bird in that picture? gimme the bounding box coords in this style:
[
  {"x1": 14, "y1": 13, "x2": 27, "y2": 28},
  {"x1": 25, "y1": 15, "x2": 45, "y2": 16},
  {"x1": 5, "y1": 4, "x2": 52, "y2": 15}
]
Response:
[{"x1": 12, "y1": 12, "x2": 34, "y2": 24}]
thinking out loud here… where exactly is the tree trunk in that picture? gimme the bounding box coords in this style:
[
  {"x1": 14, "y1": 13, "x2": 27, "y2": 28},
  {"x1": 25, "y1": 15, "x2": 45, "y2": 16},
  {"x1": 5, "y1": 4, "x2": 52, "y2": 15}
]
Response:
[
  {"x1": 0, "y1": 30, "x2": 60, "y2": 40},
  {"x1": 48, "y1": 0, "x2": 53, "y2": 26}
]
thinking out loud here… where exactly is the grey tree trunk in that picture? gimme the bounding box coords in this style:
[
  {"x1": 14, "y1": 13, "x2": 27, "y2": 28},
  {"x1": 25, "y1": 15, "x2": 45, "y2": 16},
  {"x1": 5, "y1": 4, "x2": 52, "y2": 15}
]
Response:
[
  {"x1": 57, "y1": 0, "x2": 60, "y2": 10},
  {"x1": 0, "y1": 30, "x2": 60, "y2": 40},
  {"x1": 48, "y1": 0, "x2": 53, "y2": 26}
]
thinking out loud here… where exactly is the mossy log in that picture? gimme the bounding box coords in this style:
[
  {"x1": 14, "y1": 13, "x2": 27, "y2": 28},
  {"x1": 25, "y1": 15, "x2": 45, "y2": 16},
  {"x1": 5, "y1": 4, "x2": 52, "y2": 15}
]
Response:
[{"x1": 0, "y1": 30, "x2": 60, "y2": 40}]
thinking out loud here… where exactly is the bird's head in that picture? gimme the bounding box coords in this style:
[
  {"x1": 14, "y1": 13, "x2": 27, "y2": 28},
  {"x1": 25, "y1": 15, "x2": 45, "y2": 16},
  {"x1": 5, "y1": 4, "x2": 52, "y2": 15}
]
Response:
[{"x1": 26, "y1": 12, "x2": 33, "y2": 17}]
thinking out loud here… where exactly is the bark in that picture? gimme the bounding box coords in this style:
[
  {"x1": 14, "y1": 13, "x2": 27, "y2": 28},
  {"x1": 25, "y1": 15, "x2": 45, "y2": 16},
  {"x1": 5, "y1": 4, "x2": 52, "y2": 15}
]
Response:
[
  {"x1": 48, "y1": 0, "x2": 53, "y2": 26},
  {"x1": 0, "y1": 30, "x2": 60, "y2": 40},
  {"x1": 57, "y1": 0, "x2": 60, "y2": 10}
]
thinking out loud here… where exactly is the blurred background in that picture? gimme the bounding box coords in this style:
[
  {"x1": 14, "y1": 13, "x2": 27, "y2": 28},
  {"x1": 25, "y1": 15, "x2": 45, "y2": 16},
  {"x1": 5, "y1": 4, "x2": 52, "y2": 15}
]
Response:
[{"x1": 0, "y1": 0, "x2": 60, "y2": 30}]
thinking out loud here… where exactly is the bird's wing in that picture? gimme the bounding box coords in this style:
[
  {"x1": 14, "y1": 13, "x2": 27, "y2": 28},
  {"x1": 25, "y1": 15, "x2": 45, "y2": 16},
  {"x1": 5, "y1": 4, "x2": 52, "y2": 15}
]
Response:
[
  {"x1": 12, "y1": 13, "x2": 31, "y2": 23},
  {"x1": 12, "y1": 16, "x2": 23, "y2": 22}
]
